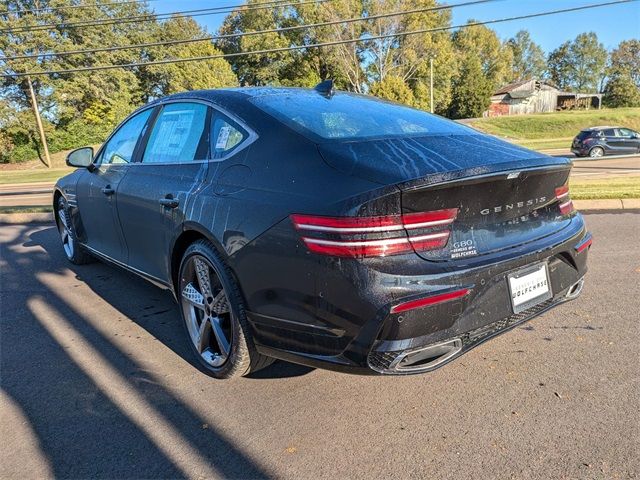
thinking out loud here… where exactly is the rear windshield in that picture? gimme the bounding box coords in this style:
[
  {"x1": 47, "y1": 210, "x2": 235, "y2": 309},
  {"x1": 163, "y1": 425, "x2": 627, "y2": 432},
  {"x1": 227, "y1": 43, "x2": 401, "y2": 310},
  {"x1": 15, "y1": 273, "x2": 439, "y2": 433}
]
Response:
[{"x1": 250, "y1": 90, "x2": 475, "y2": 141}]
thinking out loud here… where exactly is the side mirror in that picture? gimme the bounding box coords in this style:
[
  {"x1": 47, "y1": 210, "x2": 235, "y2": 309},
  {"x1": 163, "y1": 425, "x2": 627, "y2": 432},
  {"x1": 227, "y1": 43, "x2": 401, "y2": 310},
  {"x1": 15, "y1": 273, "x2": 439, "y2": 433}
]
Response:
[{"x1": 66, "y1": 147, "x2": 94, "y2": 168}]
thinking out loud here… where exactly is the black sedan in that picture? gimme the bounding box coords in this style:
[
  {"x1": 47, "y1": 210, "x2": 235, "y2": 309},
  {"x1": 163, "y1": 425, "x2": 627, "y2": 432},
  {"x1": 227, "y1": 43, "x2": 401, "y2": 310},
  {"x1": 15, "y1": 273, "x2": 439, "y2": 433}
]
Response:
[
  {"x1": 55, "y1": 83, "x2": 591, "y2": 379},
  {"x1": 571, "y1": 126, "x2": 640, "y2": 157}
]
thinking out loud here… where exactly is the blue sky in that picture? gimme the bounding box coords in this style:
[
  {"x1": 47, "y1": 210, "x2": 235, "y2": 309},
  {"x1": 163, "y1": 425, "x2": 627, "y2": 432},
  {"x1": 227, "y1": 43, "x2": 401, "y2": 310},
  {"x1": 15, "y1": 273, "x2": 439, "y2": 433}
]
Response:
[{"x1": 150, "y1": 0, "x2": 639, "y2": 53}]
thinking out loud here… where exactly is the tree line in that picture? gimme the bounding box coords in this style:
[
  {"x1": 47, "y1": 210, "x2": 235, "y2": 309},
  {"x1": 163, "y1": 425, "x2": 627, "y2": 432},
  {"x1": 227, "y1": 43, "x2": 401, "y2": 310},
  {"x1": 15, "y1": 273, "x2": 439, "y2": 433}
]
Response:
[{"x1": 1, "y1": 0, "x2": 638, "y2": 164}]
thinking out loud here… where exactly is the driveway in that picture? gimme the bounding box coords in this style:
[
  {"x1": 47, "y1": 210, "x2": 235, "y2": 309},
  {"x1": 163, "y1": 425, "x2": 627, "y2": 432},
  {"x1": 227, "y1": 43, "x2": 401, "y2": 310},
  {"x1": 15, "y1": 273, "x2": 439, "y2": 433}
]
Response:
[{"x1": 1, "y1": 213, "x2": 638, "y2": 479}]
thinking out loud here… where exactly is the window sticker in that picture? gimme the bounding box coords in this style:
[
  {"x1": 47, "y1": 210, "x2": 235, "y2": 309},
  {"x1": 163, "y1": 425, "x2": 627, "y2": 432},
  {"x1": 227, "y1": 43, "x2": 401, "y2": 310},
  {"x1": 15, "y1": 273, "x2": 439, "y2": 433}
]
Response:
[{"x1": 216, "y1": 126, "x2": 231, "y2": 150}]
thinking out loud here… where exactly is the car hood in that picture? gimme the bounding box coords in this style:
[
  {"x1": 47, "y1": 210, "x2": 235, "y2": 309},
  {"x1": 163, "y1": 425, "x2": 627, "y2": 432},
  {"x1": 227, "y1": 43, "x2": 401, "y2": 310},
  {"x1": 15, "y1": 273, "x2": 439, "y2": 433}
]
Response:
[{"x1": 317, "y1": 133, "x2": 569, "y2": 185}]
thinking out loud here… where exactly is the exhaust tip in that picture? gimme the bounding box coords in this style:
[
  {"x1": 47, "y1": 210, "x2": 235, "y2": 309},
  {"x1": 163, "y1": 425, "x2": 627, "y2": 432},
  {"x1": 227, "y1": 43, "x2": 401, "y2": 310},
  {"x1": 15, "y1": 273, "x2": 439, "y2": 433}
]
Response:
[
  {"x1": 389, "y1": 338, "x2": 462, "y2": 372},
  {"x1": 566, "y1": 278, "x2": 585, "y2": 299}
]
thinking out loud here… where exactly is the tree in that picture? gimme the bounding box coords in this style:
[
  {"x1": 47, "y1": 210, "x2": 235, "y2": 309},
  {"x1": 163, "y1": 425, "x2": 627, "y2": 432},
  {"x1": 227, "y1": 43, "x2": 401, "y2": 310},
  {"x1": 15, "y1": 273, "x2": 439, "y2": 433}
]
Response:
[
  {"x1": 369, "y1": 75, "x2": 415, "y2": 104},
  {"x1": 447, "y1": 54, "x2": 493, "y2": 119},
  {"x1": 451, "y1": 22, "x2": 513, "y2": 88},
  {"x1": 216, "y1": 1, "x2": 301, "y2": 87},
  {"x1": 603, "y1": 39, "x2": 640, "y2": 107},
  {"x1": 547, "y1": 41, "x2": 572, "y2": 90},
  {"x1": 506, "y1": 30, "x2": 546, "y2": 81},
  {"x1": 609, "y1": 39, "x2": 640, "y2": 88},
  {"x1": 142, "y1": 16, "x2": 237, "y2": 97},
  {"x1": 603, "y1": 75, "x2": 640, "y2": 107},
  {"x1": 365, "y1": 0, "x2": 455, "y2": 113},
  {"x1": 292, "y1": 0, "x2": 367, "y2": 92},
  {"x1": 448, "y1": 22, "x2": 511, "y2": 118},
  {"x1": 547, "y1": 32, "x2": 607, "y2": 92}
]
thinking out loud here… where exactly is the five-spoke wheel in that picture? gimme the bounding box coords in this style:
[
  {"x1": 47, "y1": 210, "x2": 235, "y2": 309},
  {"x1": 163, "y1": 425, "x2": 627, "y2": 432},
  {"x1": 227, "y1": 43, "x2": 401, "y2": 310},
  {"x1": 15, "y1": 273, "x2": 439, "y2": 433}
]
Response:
[
  {"x1": 178, "y1": 239, "x2": 272, "y2": 378},
  {"x1": 181, "y1": 255, "x2": 233, "y2": 368}
]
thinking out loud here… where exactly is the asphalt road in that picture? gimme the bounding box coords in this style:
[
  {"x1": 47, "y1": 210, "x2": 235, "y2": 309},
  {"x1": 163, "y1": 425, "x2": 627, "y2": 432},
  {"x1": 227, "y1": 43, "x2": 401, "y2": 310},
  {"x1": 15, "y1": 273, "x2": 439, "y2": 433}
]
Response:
[
  {"x1": 572, "y1": 155, "x2": 640, "y2": 178},
  {"x1": 1, "y1": 155, "x2": 639, "y2": 208},
  {"x1": 1, "y1": 213, "x2": 639, "y2": 479}
]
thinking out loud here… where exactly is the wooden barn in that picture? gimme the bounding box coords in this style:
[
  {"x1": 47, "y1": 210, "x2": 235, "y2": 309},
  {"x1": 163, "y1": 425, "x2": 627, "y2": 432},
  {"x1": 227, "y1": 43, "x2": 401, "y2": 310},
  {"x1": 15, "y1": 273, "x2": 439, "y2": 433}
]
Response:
[{"x1": 487, "y1": 79, "x2": 602, "y2": 117}]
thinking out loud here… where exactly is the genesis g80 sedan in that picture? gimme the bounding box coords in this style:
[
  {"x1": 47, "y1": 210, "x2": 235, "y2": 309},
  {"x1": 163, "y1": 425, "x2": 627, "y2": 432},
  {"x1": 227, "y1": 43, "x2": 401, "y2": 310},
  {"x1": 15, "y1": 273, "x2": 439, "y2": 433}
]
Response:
[{"x1": 54, "y1": 82, "x2": 591, "y2": 379}]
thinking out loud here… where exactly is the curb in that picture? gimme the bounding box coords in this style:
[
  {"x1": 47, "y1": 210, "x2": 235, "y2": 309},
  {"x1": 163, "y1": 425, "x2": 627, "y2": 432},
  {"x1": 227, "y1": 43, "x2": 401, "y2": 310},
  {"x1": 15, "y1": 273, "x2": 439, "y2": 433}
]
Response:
[{"x1": 574, "y1": 199, "x2": 640, "y2": 210}]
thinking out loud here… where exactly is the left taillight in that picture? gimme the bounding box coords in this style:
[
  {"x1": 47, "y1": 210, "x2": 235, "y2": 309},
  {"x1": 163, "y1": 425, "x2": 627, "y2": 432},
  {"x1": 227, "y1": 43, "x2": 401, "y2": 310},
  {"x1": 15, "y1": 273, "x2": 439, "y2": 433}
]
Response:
[
  {"x1": 555, "y1": 185, "x2": 575, "y2": 215},
  {"x1": 291, "y1": 208, "x2": 458, "y2": 258}
]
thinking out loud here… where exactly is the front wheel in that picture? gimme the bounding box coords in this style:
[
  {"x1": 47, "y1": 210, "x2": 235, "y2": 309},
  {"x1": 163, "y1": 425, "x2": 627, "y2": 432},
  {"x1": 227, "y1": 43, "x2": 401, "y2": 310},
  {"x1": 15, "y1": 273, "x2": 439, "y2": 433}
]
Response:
[
  {"x1": 178, "y1": 239, "x2": 273, "y2": 379},
  {"x1": 56, "y1": 196, "x2": 93, "y2": 265},
  {"x1": 588, "y1": 146, "x2": 605, "y2": 158}
]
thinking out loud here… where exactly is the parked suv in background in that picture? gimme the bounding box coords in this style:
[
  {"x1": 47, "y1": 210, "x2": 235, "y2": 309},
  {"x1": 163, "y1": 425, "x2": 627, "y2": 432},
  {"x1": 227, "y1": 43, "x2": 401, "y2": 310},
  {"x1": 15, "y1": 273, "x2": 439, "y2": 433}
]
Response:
[{"x1": 571, "y1": 126, "x2": 640, "y2": 157}]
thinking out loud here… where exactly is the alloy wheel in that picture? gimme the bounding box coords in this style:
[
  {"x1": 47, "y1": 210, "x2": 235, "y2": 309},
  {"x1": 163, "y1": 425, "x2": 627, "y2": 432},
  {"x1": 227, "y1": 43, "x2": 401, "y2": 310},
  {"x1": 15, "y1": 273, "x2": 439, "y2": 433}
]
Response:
[
  {"x1": 180, "y1": 255, "x2": 233, "y2": 368},
  {"x1": 589, "y1": 147, "x2": 604, "y2": 158},
  {"x1": 57, "y1": 201, "x2": 74, "y2": 259}
]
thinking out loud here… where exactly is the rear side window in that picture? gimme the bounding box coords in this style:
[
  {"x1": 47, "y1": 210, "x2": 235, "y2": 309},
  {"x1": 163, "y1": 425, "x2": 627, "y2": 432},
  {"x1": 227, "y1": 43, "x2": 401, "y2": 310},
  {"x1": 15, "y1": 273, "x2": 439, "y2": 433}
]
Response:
[
  {"x1": 251, "y1": 90, "x2": 475, "y2": 142},
  {"x1": 211, "y1": 112, "x2": 248, "y2": 160},
  {"x1": 576, "y1": 131, "x2": 592, "y2": 140},
  {"x1": 142, "y1": 103, "x2": 209, "y2": 164},
  {"x1": 603, "y1": 129, "x2": 617, "y2": 137}
]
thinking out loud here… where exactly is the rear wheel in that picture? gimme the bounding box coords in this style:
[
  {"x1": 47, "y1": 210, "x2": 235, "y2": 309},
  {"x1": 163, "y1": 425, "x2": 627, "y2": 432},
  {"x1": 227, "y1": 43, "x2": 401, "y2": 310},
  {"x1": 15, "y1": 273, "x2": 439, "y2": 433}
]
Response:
[
  {"x1": 56, "y1": 196, "x2": 93, "y2": 264},
  {"x1": 588, "y1": 146, "x2": 605, "y2": 158},
  {"x1": 178, "y1": 239, "x2": 273, "y2": 378}
]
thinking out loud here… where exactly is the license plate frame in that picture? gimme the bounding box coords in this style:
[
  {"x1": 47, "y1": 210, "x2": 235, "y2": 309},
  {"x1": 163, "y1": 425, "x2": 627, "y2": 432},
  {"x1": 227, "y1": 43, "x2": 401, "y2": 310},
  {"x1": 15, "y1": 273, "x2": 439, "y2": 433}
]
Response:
[{"x1": 507, "y1": 262, "x2": 552, "y2": 314}]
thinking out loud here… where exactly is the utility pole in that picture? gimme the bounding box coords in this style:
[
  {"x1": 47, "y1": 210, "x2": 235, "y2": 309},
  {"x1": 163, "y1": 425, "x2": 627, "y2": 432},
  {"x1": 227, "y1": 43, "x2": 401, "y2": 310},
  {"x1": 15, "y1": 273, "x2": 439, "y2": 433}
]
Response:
[
  {"x1": 430, "y1": 57, "x2": 435, "y2": 114},
  {"x1": 26, "y1": 75, "x2": 51, "y2": 168}
]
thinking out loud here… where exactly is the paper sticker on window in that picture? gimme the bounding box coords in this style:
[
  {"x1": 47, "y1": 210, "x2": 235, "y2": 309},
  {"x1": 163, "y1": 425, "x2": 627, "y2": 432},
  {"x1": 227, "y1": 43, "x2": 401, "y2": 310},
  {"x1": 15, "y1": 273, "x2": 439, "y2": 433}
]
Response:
[{"x1": 216, "y1": 126, "x2": 231, "y2": 150}]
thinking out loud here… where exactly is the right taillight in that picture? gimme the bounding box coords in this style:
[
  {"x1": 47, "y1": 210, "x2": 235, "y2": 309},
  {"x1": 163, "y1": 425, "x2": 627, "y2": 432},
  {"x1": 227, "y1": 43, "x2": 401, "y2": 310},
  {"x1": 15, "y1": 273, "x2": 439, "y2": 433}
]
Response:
[
  {"x1": 555, "y1": 185, "x2": 575, "y2": 215},
  {"x1": 291, "y1": 208, "x2": 458, "y2": 258}
]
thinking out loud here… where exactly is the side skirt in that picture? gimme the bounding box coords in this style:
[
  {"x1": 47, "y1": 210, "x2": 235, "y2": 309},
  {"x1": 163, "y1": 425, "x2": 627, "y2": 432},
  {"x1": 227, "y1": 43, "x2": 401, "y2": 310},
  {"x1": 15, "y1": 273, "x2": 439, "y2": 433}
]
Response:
[{"x1": 83, "y1": 244, "x2": 171, "y2": 291}]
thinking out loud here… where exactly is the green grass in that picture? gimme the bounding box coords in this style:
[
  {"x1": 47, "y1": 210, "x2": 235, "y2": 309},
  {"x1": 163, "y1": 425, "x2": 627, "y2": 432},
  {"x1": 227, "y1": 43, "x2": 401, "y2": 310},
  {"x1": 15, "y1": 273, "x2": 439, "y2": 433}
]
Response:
[
  {"x1": 570, "y1": 176, "x2": 640, "y2": 199},
  {"x1": 0, "y1": 167, "x2": 73, "y2": 185},
  {"x1": 0, "y1": 205, "x2": 53, "y2": 214},
  {"x1": 469, "y1": 107, "x2": 640, "y2": 150}
]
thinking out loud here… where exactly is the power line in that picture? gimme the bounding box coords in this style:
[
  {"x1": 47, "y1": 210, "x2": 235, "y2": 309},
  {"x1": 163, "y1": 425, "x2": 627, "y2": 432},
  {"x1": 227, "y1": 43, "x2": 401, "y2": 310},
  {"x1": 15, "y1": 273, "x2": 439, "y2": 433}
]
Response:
[
  {"x1": 0, "y1": 0, "x2": 160, "y2": 16},
  {"x1": 0, "y1": 0, "x2": 323, "y2": 33},
  {"x1": 0, "y1": 0, "x2": 498, "y2": 61},
  {"x1": 2, "y1": 0, "x2": 634, "y2": 78}
]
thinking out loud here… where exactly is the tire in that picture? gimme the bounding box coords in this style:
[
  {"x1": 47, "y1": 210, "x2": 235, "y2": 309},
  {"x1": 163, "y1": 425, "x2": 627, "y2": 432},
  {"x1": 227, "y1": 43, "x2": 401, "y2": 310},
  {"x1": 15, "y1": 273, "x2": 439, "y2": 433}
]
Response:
[
  {"x1": 56, "y1": 196, "x2": 93, "y2": 265},
  {"x1": 588, "y1": 146, "x2": 605, "y2": 158},
  {"x1": 177, "y1": 239, "x2": 273, "y2": 379}
]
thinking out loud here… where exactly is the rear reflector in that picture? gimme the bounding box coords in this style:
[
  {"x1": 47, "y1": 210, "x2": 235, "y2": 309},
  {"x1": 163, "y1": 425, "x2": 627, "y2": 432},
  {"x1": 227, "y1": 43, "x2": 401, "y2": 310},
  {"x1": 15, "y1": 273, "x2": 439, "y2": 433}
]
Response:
[
  {"x1": 575, "y1": 234, "x2": 593, "y2": 253},
  {"x1": 555, "y1": 185, "x2": 575, "y2": 215},
  {"x1": 291, "y1": 209, "x2": 458, "y2": 258},
  {"x1": 391, "y1": 288, "x2": 470, "y2": 314}
]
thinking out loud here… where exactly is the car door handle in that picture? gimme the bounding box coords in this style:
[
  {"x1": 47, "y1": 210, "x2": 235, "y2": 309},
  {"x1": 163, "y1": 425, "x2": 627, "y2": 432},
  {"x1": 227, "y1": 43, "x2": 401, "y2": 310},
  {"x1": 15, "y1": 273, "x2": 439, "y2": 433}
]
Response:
[
  {"x1": 159, "y1": 196, "x2": 179, "y2": 209},
  {"x1": 101, "y1": 186, "x2": 115, "y2": 195}
]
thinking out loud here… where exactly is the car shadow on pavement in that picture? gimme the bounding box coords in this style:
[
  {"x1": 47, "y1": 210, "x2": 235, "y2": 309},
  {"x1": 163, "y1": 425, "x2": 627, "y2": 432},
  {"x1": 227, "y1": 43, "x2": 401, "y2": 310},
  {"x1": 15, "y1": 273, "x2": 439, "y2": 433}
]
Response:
[
  {"x1": 1, "y1": 225, "x2": 277, "y2": 479},
  {"x1": 32, "y1": 226, "x2": 314, "y2": 380}
]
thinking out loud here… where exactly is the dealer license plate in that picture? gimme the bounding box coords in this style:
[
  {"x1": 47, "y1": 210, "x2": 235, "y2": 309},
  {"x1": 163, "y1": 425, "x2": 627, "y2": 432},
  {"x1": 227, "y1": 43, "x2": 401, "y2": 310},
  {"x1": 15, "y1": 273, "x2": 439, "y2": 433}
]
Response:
[{"x1": 507, "y1": 263, "x2": 552, "y2": 314}]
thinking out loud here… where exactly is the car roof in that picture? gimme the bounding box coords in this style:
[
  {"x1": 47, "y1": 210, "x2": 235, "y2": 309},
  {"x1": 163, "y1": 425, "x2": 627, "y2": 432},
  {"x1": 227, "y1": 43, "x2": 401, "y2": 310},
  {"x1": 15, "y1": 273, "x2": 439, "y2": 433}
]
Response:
[
  {"x1": 583, "y1": 126, "x2": 621, "y2": 131},
  {"x1": 159, "y1": 87, "x2": 313, "y2": 103}
]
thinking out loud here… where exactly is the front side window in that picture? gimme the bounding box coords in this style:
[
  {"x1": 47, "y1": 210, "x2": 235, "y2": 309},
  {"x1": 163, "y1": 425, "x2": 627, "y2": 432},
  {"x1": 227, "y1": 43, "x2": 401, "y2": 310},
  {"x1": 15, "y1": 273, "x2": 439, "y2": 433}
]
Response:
[
  {"x1": 142, "y1": 103, "x2": 209, "y2": 164},
  {"x1": 211, "y1": 112, "x2": 248, "y2": 160},
  {"x1": 100, "y1": 108, "x2": 152, "y2": 165},
  {"x1": 618, "y1": 128, "x2": 634, "y2": 137}
]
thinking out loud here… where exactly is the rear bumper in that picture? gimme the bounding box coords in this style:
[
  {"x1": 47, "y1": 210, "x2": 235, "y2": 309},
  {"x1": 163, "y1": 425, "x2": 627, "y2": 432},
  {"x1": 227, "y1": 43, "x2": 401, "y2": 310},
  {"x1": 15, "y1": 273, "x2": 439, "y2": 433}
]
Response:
[
  {"x1": 250, "y1": 216, "x2": 591, "y2": 375},
  {"x1": 571, "y1": 147, "x2": 587, "y2": 156},
  {"x1": 368, "y1": 276, "x2": 585, "y2": 374}
]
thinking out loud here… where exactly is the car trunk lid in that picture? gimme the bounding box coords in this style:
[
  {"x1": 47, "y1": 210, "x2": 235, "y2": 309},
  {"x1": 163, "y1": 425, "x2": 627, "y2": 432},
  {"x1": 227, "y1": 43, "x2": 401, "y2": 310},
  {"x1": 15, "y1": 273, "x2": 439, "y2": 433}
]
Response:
[
  {"x1": 318, "y1": 134, "x2": 574, "y2": 261},
  {"x1": 398, "y1": 166, "x2": 572, "y2": 261}
]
